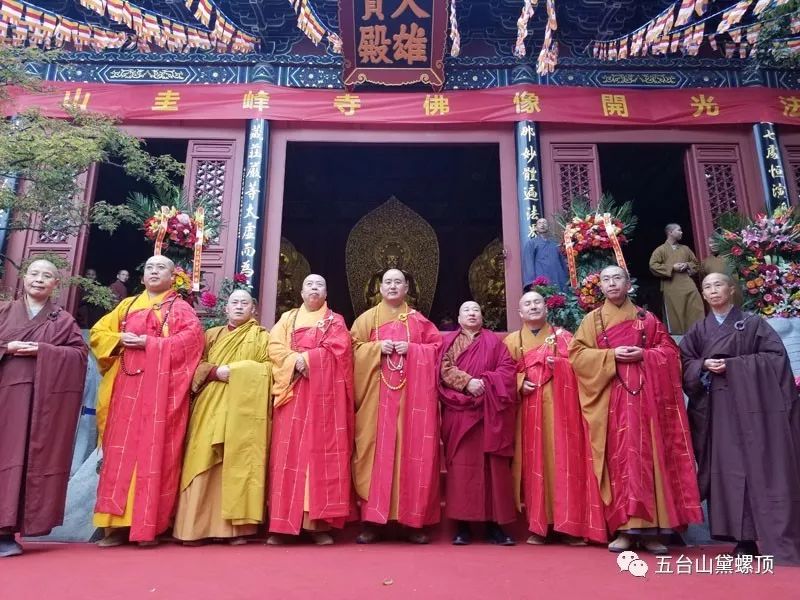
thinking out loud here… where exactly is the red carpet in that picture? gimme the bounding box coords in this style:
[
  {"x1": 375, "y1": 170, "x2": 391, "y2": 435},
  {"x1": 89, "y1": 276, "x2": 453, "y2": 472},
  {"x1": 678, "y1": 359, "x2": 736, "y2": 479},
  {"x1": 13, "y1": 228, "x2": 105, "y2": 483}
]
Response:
[{"x1": 4, "y1": 537, "x2": 799, "y2": 600}]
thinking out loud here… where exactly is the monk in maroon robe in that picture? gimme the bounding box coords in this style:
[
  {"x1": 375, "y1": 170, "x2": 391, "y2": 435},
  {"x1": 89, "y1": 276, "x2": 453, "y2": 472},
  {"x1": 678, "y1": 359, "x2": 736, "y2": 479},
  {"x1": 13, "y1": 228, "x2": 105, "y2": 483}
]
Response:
[
  {"x1": 681, "y1": 272, "x2": 800, "y2": 564},
  {"x1": 439, "y1": 301, "x2": 518, "y2": 545},
  {"x1": 0, "y1": 259, "x2": 87, "y2": 558},
  {"x1": 267, "y1": 274, "x2": 354, "y2": 545},
  {"x1": 570, "y1": 266, "x2": 702, "y2": 555}
]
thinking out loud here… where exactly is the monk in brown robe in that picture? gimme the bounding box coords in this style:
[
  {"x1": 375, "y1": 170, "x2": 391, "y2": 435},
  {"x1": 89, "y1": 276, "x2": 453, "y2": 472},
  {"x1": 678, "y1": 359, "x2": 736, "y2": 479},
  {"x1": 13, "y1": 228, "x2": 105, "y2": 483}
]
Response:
[
  {"x1": 681, "y1": 273, "x2": 800, "y2": 564},
  {"x1": 92, "y1": 255, "x2": 204, "y2": 547},
  {"x1": 351, "y1": 268, "x2": 441, "y2": 544},
  {"x1": 649, "y1": 223, "x2": 705, "y2": 334},
  {"x1": 267, "y1": 274, "x2": 353, "y2": 545},
  {"x1": 570, "y1": 265, "x2": 703, "y2": 555},
  {"x1": 699, "y1": 237, "x2": 742, "y2": 307},
  {"x1": 174, "y1": 289, "x2": 271, "y2": 545},
  {"x1": 0, "y1": 259, "x2": 87, "y2": 558},
  {"x1": 439, "y1": 301, "x2": 517, "y2": 546},
  {"x1": 504, "y1": 291, "x2": 606, "y2": 546}
]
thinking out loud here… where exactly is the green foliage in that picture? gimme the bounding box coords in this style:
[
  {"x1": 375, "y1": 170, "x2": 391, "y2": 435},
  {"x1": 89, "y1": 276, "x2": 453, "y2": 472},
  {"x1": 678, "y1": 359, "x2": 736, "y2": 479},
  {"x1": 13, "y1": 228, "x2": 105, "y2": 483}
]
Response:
[
  {"x1": 751, "y1": 0, "x2": 800, "y2": 70},
  {"x1": 0, "y1": 46, "x2": 184, "y2": 246}
]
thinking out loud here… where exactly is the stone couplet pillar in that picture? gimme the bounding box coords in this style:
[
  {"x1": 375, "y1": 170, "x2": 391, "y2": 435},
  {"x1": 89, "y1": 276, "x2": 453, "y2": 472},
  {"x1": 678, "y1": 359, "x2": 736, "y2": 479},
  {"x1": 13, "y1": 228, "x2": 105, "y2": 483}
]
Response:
[
  {"x1": 753, "y1": 122, "x2": 790, "y2": 214},
  {"x1": 515, "y1": 120, "x2": 544, "y2": 285},
  {"x1": 235, "y1": 119, "x2": 269, "y2": 291}
]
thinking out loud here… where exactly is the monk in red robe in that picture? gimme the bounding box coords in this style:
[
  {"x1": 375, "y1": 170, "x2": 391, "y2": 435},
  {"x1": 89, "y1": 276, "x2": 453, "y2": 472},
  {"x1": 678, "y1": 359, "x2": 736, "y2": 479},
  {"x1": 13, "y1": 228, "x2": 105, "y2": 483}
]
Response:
[
  {"x1": 439, "y1": 301, "x2": 517, "y2": 545},
  {"x1": 267, "y1": 274, "x2": 354, "y2": 545},
  {"x1": 681, "y1": 273, "x2": 800, "y2": 564},
  {"x1": 0, "y1": 259, "x2": 87, "y2": 558},
  {"x1": 570, "y1": 265, "x2": 703, "y2": 555},
  {"x1": 351, "y1": 268, "x2": 441, "y2": 544},
  {"x1": 504, "y1": 291, "x2": 606, "y2": 546},
  {"x1": 91, "y1": 255, "x2": 204, "y2": 546}
]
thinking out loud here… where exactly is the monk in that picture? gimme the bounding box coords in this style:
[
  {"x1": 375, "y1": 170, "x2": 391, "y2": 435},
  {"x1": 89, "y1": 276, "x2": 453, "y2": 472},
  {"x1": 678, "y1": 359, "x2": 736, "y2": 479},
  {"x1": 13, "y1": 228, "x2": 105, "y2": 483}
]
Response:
[
  {"x1": 522, "y1": 218, "x2": 569, "y2": 291},
  {"x1": 439, "y1": 301, "x2": 517, "y2": 545},
  {"x1": 0, "y1": 259, "x2": 87, "y2": 558},
  {"x1": 504, "y1": 291, "x2": 606, "y2": 546},
  {"x1": 351, "y1": 268, "x2": 442, "y2": 544},
  {"x1": 173, "y1": 289, "x2": 271, "y2": 545},
  {"x1": 91, "y1": 255, "x2": 204, "y2": 547},
  {"x1": 699, "y1": 237, "x2": 742, "y2": 307},
  {"x1": 649, "y1": 223, "x2": 705, "y2": 334},
  {"x1": 267, "y1": 274, "x2": 354, "y2": 545},
  {"x1": 681, "y1": 273, "x2": 800, "y2": 564},
  {"x1": 569, "y1": 265, "x2": 703, "y2": 555}
]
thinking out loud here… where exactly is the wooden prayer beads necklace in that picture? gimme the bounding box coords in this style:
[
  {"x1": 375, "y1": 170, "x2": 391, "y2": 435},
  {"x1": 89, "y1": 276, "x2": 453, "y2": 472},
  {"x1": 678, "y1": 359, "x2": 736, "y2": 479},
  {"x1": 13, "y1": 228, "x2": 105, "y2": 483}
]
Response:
[
  {"x1": 289, "y1": 306, "x2": 333, "y2": 351},
  {"x1": 519, "y1": 325, "x2": 560, "y2": 391},
  {"x1": 119, "y1": 295, "x2": 177, "y2": 377},
  {"x1": 374, "y1": 303, "x2": 410, "y2": 391}
]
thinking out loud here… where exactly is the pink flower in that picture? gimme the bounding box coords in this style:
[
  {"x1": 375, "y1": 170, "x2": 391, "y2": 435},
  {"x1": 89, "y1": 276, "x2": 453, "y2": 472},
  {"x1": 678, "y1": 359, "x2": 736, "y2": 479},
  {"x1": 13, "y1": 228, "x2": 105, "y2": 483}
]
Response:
[
  {"x1": 234, "y1": 273, "x2": 248, "y2": 284},
  {"x1": 176, "y1": 213, "x2": 191, "y2": 225},
  {"x1": 200, "y1": 291, "x2": 217, "y2": 308},
  {"x1": 532, "y1": 275, "x2": 550, "y2": 286},
  {"x1": 545, "y1": 295, "x2": 565, "y2": 309}
]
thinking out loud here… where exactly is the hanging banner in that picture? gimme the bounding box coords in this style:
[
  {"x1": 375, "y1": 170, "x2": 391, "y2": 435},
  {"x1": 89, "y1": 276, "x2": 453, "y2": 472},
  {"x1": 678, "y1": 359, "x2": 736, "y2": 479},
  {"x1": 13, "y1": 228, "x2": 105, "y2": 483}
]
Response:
[
  {"x1": 339, "y1": 0, "x2": 448, "y2": 89},
  {"x1": 8, "y1": 81, "x2": 800, "y2": 127}
]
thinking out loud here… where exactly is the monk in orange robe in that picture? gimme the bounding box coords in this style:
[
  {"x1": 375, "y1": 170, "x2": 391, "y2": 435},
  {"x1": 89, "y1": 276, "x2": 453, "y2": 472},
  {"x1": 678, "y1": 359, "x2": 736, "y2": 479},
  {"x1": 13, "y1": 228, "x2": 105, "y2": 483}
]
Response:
[
  {"x1": 0, "y1": 260, "x2": 87, "y2": 558},
  {"x1": 504, "y1": 291, "x2": 606, "y2": 546},
  {"x1": 569, "y1": 265, "x2": 702, "y2": 555},
  {"x1": 267, "y1": 274, "x2": 354, "y2": 545},
  {"x1": 439, "y1": 301, "x2": 517, "y2": 546},
  {"x1": 91, "y1": 255, "x2": 204, "y2": 546},
  {"x1": 351, "y1": 268, "x2": 442, "y2": 544}
]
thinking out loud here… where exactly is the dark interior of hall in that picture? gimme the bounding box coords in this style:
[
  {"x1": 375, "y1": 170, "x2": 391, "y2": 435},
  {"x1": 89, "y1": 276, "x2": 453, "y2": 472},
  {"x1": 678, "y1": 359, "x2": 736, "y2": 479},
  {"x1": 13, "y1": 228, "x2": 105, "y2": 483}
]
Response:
[
  {"x1": 598, "y1": 143, "x2": 695, "y2": 322},
  {"x1": 281, "y1": 142, "x2": 504, "y2": 326},
  {"x1": 84, "y1": 139, "x2": 188, "y2": 294}
]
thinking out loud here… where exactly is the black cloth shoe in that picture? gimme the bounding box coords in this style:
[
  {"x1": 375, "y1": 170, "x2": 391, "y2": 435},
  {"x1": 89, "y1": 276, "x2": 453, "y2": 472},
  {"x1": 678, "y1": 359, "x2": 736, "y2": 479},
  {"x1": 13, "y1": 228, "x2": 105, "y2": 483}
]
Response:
[
  {"x1": 733, "y1": 541, "x2": 760, "y2": 557},
  {"x1": 0, "y1": 535, "x2": 22, "y2": 558},
  {"x1": 486, "y1": 524, "x2": 516, "y2": 546},
  {"x1": 452, "y1": 523, "x2": 472, "y2": 546}
]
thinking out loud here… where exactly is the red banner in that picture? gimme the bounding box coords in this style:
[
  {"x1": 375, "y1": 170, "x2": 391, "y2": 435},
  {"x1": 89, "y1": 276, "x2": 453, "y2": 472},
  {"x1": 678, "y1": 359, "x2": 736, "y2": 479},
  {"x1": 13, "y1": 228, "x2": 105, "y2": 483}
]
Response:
[
  {"x1": 339, "y1": 0, "x2": 448, "y2": 89},
  {"x1": 8, "y1": 81, "x2": 800, "y2": 126}
]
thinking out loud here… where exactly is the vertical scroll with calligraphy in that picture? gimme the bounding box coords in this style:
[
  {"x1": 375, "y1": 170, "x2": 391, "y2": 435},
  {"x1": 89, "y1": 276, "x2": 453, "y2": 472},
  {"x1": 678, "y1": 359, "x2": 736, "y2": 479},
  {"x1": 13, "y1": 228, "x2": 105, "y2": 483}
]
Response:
[
  {"x1": 754, "y1": 123, "x2": 791, "y2": 213},
  {"x1": 339, "y1": 0, "x2": 448, "y2": 89}
]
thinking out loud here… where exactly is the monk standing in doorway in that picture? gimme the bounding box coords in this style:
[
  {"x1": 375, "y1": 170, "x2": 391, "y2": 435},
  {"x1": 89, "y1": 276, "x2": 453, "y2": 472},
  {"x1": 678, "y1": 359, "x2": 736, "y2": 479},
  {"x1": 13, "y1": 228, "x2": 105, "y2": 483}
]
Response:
[{"x1": 648, "y1": 223, "x2": 704, "y2": 335}]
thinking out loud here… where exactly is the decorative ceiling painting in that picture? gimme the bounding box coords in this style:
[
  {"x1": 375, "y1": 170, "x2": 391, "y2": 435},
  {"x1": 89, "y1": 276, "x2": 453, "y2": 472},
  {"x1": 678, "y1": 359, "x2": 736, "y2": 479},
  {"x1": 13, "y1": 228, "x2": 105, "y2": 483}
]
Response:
[{"x1": 0, "y1": 1, "x2": 797, "y2": 69}]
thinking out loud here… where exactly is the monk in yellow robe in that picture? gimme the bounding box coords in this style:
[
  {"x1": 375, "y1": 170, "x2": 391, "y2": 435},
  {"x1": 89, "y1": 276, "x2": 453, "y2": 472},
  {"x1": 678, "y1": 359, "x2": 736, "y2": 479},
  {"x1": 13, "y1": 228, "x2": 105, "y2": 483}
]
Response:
[
  {"x1": 648, "y1": 223, "x2": 705, "y2": 334},
  {"x1": 267, "y1": 274, "x2": 353, "y2": 545},
  {"x1": 504, "y1": 291, "x2": 606, "y2": 546},
  {"x1": 173, "y1": 289, "x2": 271, "y2": 545},
  {"x1": 351, "y1": 269, "x2": 442, "y2": 544},
  {"x1": 91, "y1": 256, "x2": 204, "y2": 546},
  {"x1": 570, "y1": 265, "x2": 702, "y2": 555}
]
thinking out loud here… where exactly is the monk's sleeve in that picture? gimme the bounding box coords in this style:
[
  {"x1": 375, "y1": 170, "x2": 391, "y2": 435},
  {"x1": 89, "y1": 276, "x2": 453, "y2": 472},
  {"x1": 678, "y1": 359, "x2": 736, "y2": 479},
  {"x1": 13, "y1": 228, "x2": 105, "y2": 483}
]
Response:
[
  {"x1": 569, "y1": 314, "x2": 616, "y2": 500},
  {"x1": 268, "y1": 313, "x2": 302, "y2": 406},
  {"x1": 90, "y1": 300, "x2": 131, "y2": 374},
  {"x1": 649, "y1": 245, "x2": 672, "y2": 279},
  {"x1": 191, "y1": 329, "x2": 218, "y2": 394},
  {"x1": 351, "y1": 311, "x2": 382, "y2": 411},
  {"x1": 679, "y1": 326, "x2": 707, "y2": 397},
  {"x1": 440, "y1": 344, "x2": 471, "y2": 391},
  {"x1": 686, "y1": 247, "x2": 700, "y2": 276},
  {"x1": 503, "y1": 334, "x2": 526, "y2": 394},
  {"x1": 483, "y1": 343, "x2": 518, "y2": 408}
]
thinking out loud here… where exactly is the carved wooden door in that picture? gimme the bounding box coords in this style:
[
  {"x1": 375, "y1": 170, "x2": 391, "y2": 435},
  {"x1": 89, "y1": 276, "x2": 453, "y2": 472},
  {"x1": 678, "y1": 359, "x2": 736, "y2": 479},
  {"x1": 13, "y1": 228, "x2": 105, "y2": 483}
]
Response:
[{"x1": 542, "y1": 143, "x2": 601, "y2": 217}]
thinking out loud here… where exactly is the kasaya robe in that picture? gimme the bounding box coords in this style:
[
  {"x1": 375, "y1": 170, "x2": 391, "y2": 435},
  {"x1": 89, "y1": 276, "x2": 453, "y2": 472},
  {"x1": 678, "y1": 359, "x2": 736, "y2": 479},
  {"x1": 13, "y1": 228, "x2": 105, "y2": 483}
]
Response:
[
  {"x1": 91, "y1": 290, "x2": 204, "y2": 541},
  {"x1": 0, "y1": 299, "x2": 87, "y2": 536},
  {"x1": 174, "y1": 319, "x2": 271, "y2": 541},
  {"x1": 504, "y1": 325, "x2": 606, "y2": 542},
  {"x1": 438, "y1": 329, "x2": 517, "y2": 524},
  {"x1": 351, "y1": 303, "x2": 442, "y2": 528},
  {"x1": 681, "y1": 308, "x2": 800, "y2": 564},
  {"x1": 649, "y1": 243, "x2": 705, "y2": 335},
  {"x1": 522, "y1": 236, "x2": 569, "y2": 291},
  {"x1": 569, "y1": 299, "x2": 703, "y2": 534},
  {"x1": 268, "y1": 303, "x2": 354, "y2": 534}
]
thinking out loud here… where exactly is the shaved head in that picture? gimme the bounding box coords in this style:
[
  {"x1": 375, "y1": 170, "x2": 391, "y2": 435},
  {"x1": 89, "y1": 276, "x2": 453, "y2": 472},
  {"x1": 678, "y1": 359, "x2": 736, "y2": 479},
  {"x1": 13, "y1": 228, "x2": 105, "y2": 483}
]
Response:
[
  {"x1": 301, "y1": 273, "x2": 327, "y2": 311},
  {"x1": 458, "y1": 300, "x2": 483, "y2": 332},
  {"x1": 380, "y1": 268, "x2": 409, "y2": 306},
  {"x1": 702, "y1": 272, "x2": 732, "y2": 287},
  {"x1": 600, "y1": 265, "x2": 629, "y2": 282},
  {"x1": 26, "y1": 259, "x2": 59, "y2": 278},
  {"x1": 599, "y1": 265, "x2": 631, "y2": 305},
  {"x1": 519, "y1": 290, "x2": 544, "y2": 308},
  {"x1": 24, "y1": 259, "x2": 60, "y2": 302},
  {"x1": 143, "y1": 255, "x2": 176, "y2": 295}
]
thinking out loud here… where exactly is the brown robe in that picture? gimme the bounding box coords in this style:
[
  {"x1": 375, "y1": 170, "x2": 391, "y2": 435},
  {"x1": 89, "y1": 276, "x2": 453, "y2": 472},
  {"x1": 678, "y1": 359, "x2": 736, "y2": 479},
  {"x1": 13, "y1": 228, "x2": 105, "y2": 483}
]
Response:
[
  {"x1": 680, "y1": 308, "x2": 800, "y2": 564},
  {"x1": 0, "y1": 299, "x2": 87, "y2": 536},
  {"x1": 649, "y1": 242, "x2": 705, "y2": 335}
]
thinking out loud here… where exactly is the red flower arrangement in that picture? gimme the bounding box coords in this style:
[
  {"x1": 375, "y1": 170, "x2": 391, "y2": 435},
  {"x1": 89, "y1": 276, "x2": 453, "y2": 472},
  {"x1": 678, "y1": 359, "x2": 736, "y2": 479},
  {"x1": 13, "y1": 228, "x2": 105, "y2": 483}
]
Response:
[
  {"x1": 564, "y1": 214, "x2": 628, "y2": 255},
  {"x1": 577, "y1": 273, "x2": 604, "y2": 312},
  {"x1": 144, "y1": 208, "x2": 208, "y2": 251}
]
